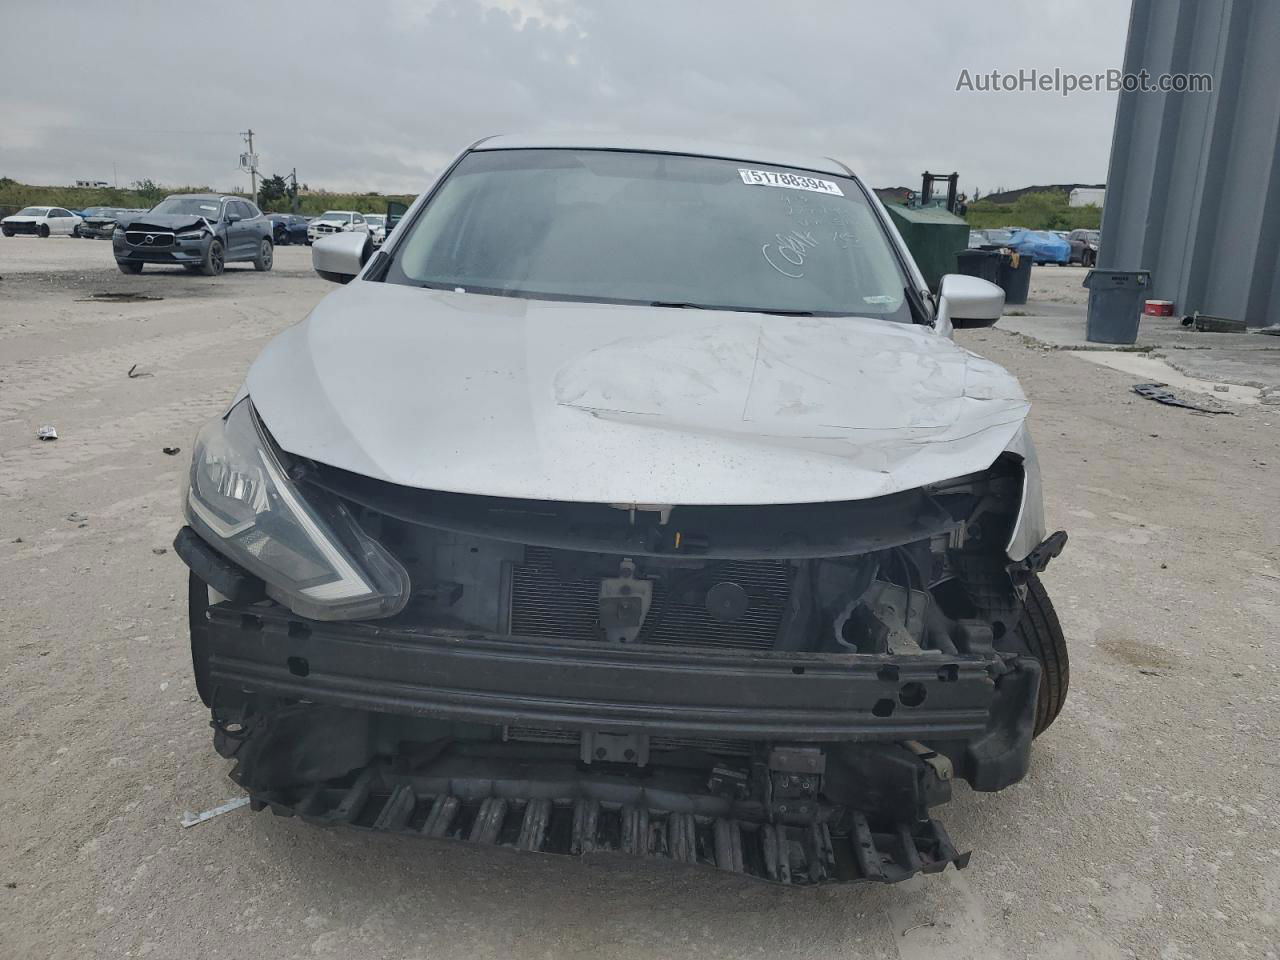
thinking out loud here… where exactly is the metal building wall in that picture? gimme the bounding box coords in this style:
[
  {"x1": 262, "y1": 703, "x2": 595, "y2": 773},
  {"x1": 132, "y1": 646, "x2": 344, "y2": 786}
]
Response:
[{"x1": 1102, "y1": 0, "x2": 1280, "y2": 327}]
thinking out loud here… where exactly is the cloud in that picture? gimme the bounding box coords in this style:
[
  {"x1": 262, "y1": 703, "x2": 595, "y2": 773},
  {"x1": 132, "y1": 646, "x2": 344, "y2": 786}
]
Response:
[{"x1": 0, "y1": 0, "x2": 1129, "y2": 194}]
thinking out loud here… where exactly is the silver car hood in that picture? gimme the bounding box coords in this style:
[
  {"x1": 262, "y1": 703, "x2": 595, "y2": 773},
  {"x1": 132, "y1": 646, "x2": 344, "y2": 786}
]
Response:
[{"x1": 246, "y1": 283, "x2": 1030, "y2": 506}]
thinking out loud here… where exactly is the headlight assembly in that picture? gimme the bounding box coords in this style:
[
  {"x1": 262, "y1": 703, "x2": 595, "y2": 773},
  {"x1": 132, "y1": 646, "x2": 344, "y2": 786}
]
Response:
[
  {"x1": 176, "y1": 229, "x2": 207, "y2": 240},
  {"x1": 185, "y1": 399, "x2": 409, "y2": 620}
]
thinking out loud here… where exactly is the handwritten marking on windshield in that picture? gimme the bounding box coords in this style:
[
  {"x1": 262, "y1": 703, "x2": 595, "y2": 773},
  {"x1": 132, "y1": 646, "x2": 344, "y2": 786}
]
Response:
[{"x1": 763, "y1": 230, "x2": 819, "y2": 278}]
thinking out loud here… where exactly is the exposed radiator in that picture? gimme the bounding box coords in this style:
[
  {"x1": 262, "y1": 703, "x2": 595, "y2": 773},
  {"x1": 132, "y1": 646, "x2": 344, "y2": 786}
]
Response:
[{"x1": 509, "y1": 546, "x2": 791, "y2": 650}]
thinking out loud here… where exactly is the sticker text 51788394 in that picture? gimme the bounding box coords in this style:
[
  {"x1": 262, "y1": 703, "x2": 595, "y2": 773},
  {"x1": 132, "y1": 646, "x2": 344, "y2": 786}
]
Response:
[{"x1": 738, "y1": 168, "x2": 844, "y2": 196}]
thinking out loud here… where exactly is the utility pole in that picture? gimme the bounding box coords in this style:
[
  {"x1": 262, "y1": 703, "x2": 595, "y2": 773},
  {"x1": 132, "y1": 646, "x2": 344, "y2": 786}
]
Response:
[
  {"x1": 241, "y1": 129, "x2": 258, "y2": 204},
  {"x1": 289, "y1": 167, "x2": 299, "y2": 213}
]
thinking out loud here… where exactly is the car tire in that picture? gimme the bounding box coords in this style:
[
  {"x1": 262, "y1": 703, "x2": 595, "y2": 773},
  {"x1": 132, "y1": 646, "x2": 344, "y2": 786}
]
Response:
[
  {"x1": 1, "y1": 226, "x2": 13, "y2": 237},
  {"x1": 1083, "y1": 251, "x2": 1095, "y2": 268},
  {"x1": 38, "y1": 224, "x2": 50, "y2": 238},
  {"x1": 1010, "y1": 574, "x2": 1069, "y2": 736},
  {"x1": 201, "y1": 239, "x2": 225, "y2": 277},
  {"x1": 254, "y1": 238, "x2": 273, "y2": 272},
  {"x1": 117, "y1": 260, "x2": 143, "y2": 274},
  {"x1": 72, "y1": 226, "x2": 81, "y2": 238}
]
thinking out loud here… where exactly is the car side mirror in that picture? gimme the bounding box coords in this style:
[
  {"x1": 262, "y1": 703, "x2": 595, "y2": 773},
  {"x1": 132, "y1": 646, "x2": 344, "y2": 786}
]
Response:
[
  {"x1": 938, "y1": 273, "x2": 1004, "y2": 329},
  {"x1": 312, "y1": 231, "x2": 371, "y2": 284},
  {"x1": 226, "y1": 212, "x2": 242, "y2": 223}
]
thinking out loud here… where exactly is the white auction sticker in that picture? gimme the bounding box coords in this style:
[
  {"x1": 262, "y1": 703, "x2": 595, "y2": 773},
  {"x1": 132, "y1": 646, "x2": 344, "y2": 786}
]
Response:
[{"x1": 738, "y1": 168, "x2": 844, "y2": 196}]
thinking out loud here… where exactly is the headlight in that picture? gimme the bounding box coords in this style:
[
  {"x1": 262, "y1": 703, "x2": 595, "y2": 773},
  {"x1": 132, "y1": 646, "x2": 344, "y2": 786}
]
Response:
[
  {"x1": 185, "y1": 399, "x2": 409, "y2": 620},
  {"x1": 176, "y1": 229, "x2": 206, "y2": 240}
]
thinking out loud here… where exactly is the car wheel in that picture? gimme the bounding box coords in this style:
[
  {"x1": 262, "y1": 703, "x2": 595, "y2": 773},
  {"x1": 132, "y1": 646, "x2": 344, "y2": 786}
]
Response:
[
  {"x1": 1083, "y1": 251, "x2": 1095, "y2": 268},
  {"x1": 38, "y1": 224, "x2": 50, "y2": 238},
  {"x1": 1010, "y1": 574, "x2": 1069, "y2": 736},
  {"x1": 201, "y1": 239, "x2": 225, "y2": 276},
  {"x1": 72, "y1": 226, "x2": 81, "y2": 238},
  {"x1": 1, "y1": 226, "x2": 13, "y2": 237},
  {"x1": 254, "y1": 238, "x2": 273, "y2": 272},
  {"x1": 117, "y1": 260, "x2": 143, "y2": 274}
]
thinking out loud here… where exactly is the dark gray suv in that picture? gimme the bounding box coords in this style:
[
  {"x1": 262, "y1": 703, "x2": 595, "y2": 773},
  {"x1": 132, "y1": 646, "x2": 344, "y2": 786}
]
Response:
[{"x1": 114, "y1": 194, "x2": 273, "y2": 276}]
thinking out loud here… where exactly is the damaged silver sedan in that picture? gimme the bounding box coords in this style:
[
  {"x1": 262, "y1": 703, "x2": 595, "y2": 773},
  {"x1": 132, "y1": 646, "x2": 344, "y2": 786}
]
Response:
[{"x1": 175, "y1": 135, "x2": 1068, "y2": 885}]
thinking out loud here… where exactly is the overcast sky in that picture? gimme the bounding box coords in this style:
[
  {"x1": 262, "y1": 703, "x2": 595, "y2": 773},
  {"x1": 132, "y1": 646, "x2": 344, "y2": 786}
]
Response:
[{"x1": 2, "y1": 1, "x2": 1130, "y2": 196}]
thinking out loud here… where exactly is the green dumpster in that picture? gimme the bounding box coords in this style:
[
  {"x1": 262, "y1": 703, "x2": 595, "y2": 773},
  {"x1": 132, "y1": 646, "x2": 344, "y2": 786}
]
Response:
[{"x1": 883, "y1": 204, "x2": 970, "y2": 292}]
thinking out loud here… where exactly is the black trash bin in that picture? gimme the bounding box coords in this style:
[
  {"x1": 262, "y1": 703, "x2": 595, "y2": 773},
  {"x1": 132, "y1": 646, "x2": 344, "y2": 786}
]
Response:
[
  {"x1": 1084, "y1": 270, "x2": 1150, "y2": 344},
  {"x1": 997, "y1": 250, "x2": 1032, "y2": 306},
  {"x1": 956, "y1": 249, "x2": 1001, "y2": 284}
]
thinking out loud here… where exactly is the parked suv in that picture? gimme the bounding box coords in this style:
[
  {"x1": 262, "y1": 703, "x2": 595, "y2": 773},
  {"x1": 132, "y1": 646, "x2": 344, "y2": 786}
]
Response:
[
  {"x1": 114, "y1": 195, "x2": 273, "y2": 276},
  {"x1": 176, "y1": 136, "x2": 1069, "y2": 887},
  {"x1": 1068, "y1": 228, "x2": 1100, "y2": 266}
]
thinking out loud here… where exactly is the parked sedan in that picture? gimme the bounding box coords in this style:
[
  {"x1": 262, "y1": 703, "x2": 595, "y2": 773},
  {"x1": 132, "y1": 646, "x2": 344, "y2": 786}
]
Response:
[
  {"x1": 267, "y1": 213, "x2": 310, "y2": 246},
  {"x1": 2, "y1": 206, "x2": 82, "y2": 237},
  {"x1": 114, "y1": 194, "x2": 273, "y2": 276},
  {"x1": 176, "y1": 135, "x2": 1070, "y2": 888},
  {"x1": 1005, "y1": 228, "x2": 1071, "y2": 266},
  {"x1": 78, "y1": 207, "x2": 146, "y2": 239}
]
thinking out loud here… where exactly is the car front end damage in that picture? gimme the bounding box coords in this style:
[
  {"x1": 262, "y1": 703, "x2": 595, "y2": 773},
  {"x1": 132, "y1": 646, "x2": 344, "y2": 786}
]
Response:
[
  {"x1": 113, "y1": 218, "x2": 215, "y2": 265},
  {"x1": 176, "y1": 400, "x2": 1067, "y2": 886}
]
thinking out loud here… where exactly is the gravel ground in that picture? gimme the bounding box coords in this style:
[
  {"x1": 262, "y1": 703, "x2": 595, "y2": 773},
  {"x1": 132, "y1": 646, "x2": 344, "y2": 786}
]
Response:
[{"x1": 1, "y1": 242, "x2": 1277, "y2": 959}]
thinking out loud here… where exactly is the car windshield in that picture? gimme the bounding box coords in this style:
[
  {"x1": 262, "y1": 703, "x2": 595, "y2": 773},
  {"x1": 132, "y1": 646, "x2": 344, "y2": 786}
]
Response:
[
  {"x1": 317, "y1": 212, "x2": 350, "y2": 222},
  {"x1": 82, "y1": 207, "x2": 111, "y2": 217},
  {"x1": 150, "y1": 197, "x2": 222, "y2": 218},
  {"x1": 366, "y1": 215, "x2": 385, "y2": 225},
  {"x1": 386, "y1": 149, "x2": 914, "y2": 319},
  {"x1": 16, "y1": 207, "x2": 49, "y2": 217}
]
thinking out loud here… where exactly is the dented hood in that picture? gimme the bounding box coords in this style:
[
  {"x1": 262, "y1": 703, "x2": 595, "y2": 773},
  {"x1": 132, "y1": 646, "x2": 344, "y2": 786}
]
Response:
[
  {"x1": 117, "y1": 214, "x2": 212, "y2": 233},
  {"x1": 246, "y1": 283, "x2": 1030, "y2": 505}
]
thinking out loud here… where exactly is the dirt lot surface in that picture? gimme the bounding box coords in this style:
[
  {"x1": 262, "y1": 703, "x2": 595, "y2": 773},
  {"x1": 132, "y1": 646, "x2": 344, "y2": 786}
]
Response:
[{"x1": 2, "y1": 242, "x2": 1278, "y2": 959}]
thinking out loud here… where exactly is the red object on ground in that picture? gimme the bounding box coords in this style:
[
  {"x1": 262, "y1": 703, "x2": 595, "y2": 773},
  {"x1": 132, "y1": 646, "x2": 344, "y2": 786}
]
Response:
[{"x1": 1144, "y1": 299, "x2": 1175, "y2": 316}]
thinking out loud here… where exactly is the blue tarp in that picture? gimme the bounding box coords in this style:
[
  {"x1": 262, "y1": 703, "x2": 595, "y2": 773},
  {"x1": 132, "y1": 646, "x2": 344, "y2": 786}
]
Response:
[{"x1": 1005, "y1": 229, "x2": 1070, "y2": 265}]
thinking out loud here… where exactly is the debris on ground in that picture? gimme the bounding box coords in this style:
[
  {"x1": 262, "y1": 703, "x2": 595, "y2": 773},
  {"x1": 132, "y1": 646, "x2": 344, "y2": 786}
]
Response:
[
  {"x1": 1257, "y1": 324, "x2": 1280, "y2": 337},
  {"x1": 65, "y1": 512, "x2": 87, "y2": 523},
  {"x1": 127, "y1": 364, "x2": 153, "y2": 379},
  {"x1": 180, "y1": 795, "x2": 250, "y2": 828},
  {"x1": 1132, "y1": 383, "x2": 1234, "y2": 415},
  {"x1": 152, "y1": 547, "x2": 167, "y2": 555},
  {"x1": 37, "y1": 425, "x2": 58, "y2": 441},
  {"x1": 1213, "y1": 385, "x2": 1230, "y2": 392},
  {"x1": 75, "y1": 292, "x2": 164, "y2": 303},
  {"x1": 1181, "y1": 312, "x2": 1247, "y2": 334},
  {"x1": 162, "y1": 447, "x2": 181, "y2": 456}
]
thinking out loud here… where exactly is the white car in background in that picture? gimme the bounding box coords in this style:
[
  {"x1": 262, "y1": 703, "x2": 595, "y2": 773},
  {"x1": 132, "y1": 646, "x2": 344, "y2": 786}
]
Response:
[
  {"x1": 364, "y1": 213, "x2": 387, "y2": 246},
  {"x1": 306, "y1": 210, "x2": 368, "y2": 245},
  {"x1": 2, "y1": 206, "x2": 83, "y2": 238}
]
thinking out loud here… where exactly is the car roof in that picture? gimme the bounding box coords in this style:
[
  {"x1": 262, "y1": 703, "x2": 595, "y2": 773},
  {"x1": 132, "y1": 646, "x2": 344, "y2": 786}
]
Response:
[{"x1": 473, "y1": 134, "x2": 853, "y2": 178}]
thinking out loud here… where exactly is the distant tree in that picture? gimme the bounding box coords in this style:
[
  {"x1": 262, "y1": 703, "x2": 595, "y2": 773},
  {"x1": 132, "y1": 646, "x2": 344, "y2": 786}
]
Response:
[
  {"x1": 131, "y1": 179, "x2": 164, "y2": 204},
  {"x1": 257, "y1": 174, "x2": 290, "y2": 212}
]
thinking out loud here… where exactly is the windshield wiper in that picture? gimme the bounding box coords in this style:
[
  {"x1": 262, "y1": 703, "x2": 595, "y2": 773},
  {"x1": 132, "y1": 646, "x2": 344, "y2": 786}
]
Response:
[{"x1": 650, "y1": 301, "x2": 816, "y2": 316}]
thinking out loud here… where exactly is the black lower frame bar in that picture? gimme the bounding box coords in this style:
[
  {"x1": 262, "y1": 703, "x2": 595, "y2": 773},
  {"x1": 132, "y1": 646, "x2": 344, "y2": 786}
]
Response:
[{"x1": 246, "y1": 761, "x2": 970, "y2": 886}]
